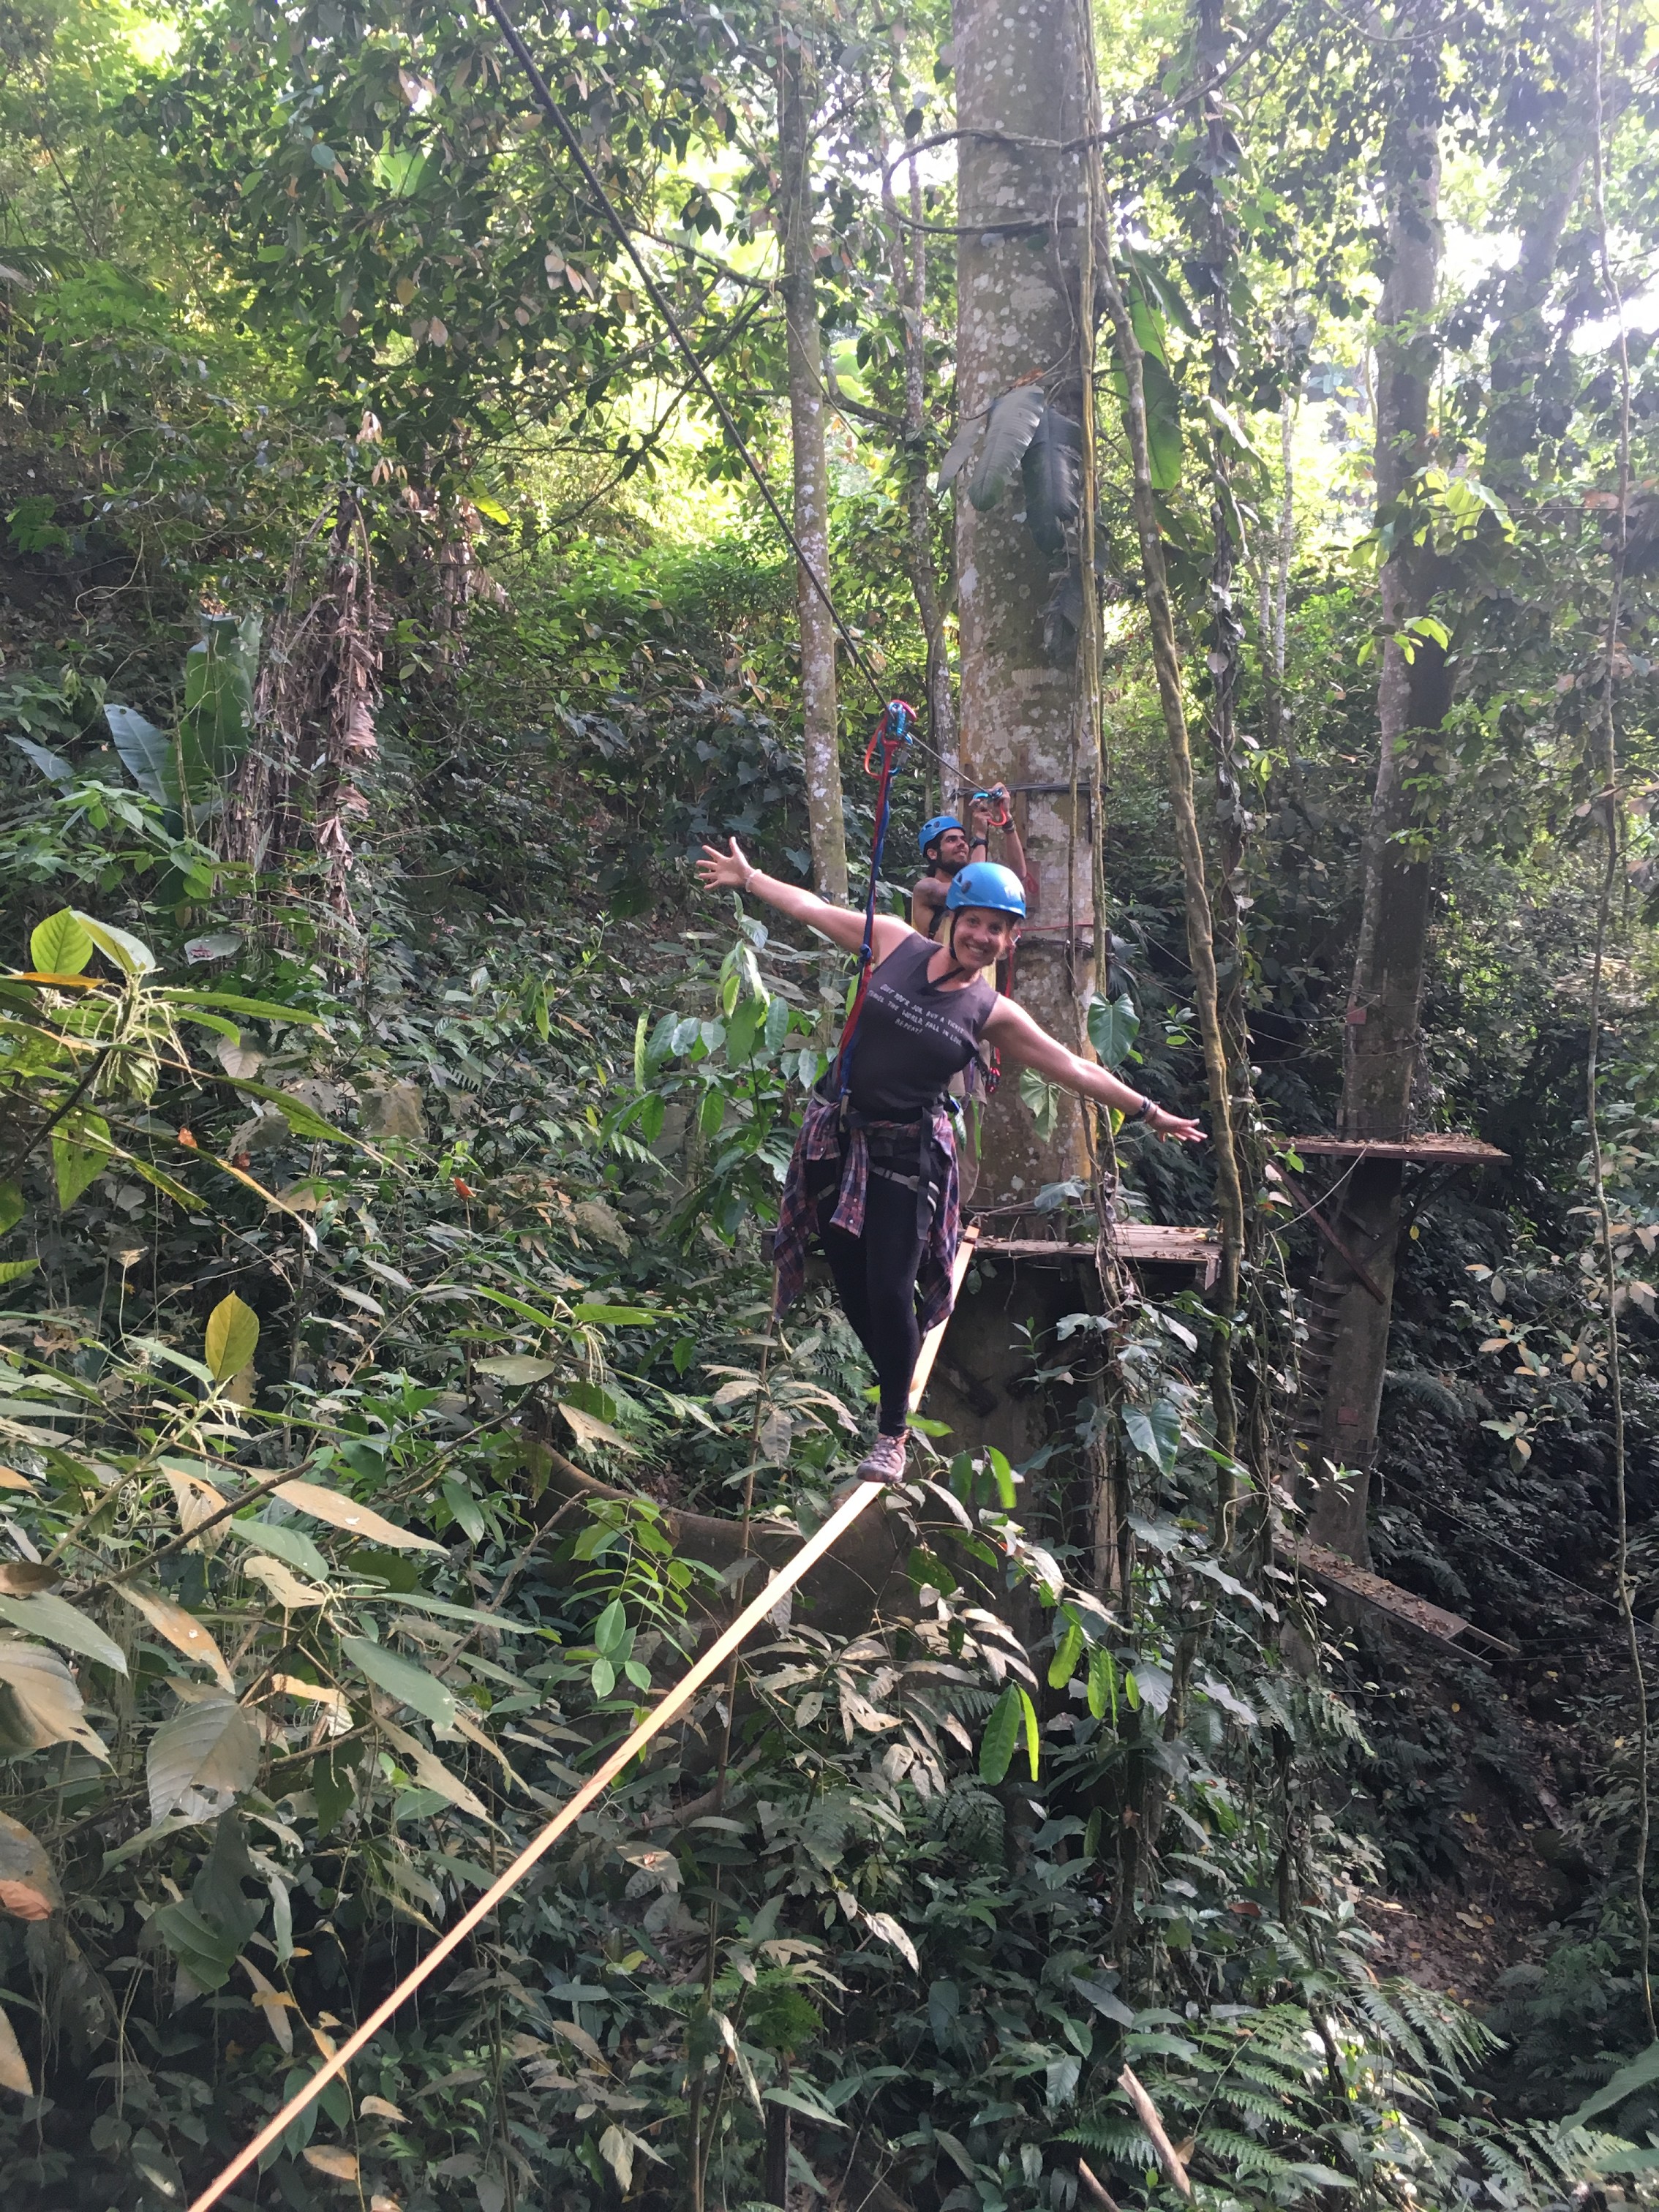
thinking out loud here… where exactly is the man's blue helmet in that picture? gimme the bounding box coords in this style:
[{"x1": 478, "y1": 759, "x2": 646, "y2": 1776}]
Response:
[
  {"x1": 918, "y1": 813, "x2": 964, "y2": 857},
  {"x1": 946, "y1": 861, "x2": 1026, "y2": 918}
]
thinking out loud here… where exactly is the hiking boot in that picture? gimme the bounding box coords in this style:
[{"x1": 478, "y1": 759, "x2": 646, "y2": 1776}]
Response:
[{"x1": 854, "y1": 1429, "x2": 908, "y2": 1484}]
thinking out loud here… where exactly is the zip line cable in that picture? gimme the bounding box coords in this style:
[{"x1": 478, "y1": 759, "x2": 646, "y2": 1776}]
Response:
[
  {"x1": 185, "y1": 1233, "x2": 981, "y2": 2212},
  {"x1": 484, "y1": 0, "x2": 950, "y2": 777}
]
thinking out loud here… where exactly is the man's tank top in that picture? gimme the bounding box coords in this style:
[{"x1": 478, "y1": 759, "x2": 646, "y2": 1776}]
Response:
[{"x1": 846, "y1": 932, "x2": 999, "y2": 1118}]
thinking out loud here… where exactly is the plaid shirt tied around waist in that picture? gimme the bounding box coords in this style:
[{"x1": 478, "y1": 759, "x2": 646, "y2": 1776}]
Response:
[{"x1": 772, "y1": 1094, "x2": 963, "y2": 1335}]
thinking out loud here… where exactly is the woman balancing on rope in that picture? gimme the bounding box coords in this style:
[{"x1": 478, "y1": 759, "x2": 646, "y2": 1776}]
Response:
[{"x1": 696, "y1": 839, "x2": 1204, "y2": 1484}]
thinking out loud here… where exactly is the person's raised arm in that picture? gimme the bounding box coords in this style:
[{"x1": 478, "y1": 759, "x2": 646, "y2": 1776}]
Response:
[
  {"x1": 697, "y1": 837, "x2": 913, "y2": 961},
  {"x1": 983, "y1": 996, "x2": 1205, "y2": 1143}
]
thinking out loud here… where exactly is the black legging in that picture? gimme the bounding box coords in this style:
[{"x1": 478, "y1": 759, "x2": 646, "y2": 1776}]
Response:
[{"x1": 816, "y1": 1173, "x2": 927, "y2": 1437}]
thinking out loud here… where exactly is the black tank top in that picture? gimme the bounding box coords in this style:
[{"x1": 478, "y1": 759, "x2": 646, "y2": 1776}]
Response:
[{"x1": 846, "y1": 933, "x2": 999, "y2": 1118}]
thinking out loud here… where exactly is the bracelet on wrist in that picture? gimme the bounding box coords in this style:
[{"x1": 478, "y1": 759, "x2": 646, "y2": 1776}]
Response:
[{"x1": 1131, "y1": 1095, "x2": 1155, "y2": 1124}]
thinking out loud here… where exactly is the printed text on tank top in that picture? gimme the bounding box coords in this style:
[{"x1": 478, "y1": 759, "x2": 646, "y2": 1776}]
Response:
[{"x1": 848, "y1": 933, "x2": 998, "y2": 1120}]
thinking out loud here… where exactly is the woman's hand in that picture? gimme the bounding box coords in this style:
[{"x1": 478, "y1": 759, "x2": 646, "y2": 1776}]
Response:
[
  {"x1": 697, "y1": 836, "x2": 754, "y2": 894},
  {"x1": 1143, "y1": 1105, "x2": 1205, "y2": 1145}
]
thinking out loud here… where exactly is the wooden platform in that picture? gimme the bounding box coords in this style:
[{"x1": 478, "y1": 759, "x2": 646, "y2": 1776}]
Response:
[
  {"x1": 1287, "y1": 1134, "x2": 1509, "y2": 1165},
  {"x1": 977, "y1": 1224, "x2": 1221, "y2": 1287},
  {"x1": 1295, "y1": 1542, "x2": 1519, "y2": 1660}
]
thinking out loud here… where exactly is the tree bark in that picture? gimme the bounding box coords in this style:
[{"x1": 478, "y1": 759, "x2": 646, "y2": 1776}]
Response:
[
  {"x1": 1308, "y1": 45, "x2": 1592, "y2": 1559},
  {"x1": 885, "y1": 124, "x2": 960, "y2": 800},
  {"x1": 779, "y1": 31, "x2": 849, "y2": 903},
  {"x1": 952, "y1": 0, "x2": 1096, "y2": 1203},
  {"x1": 1306, "y1": 70, "x2": 1445, "y2": 1559}
]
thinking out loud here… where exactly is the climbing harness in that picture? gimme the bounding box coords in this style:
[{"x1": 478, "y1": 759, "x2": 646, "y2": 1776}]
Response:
[{"x1": 833, "y1": 699, "x2": 916, "y2": 1105}]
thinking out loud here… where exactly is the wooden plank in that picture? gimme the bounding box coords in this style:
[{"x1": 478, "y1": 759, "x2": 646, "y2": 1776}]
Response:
[
  {"x1": 979, "y1": 1226, "x2": 1219, "y2": 1263},
  {"x1": 1287, "y1": 1134, "x2": 1508, "y2": 1164},
  {"x1": 909, "y1": 1224, "x2": 980, "y2": 1412},
  {"x1": 1295, "y1": 1542, "x2": 1519, "y2": 1659}
]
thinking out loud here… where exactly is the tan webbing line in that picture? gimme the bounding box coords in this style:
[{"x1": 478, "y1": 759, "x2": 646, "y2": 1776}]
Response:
[{"x1": 187, "y1": 1228, "x2": 978, "y2": 2212}]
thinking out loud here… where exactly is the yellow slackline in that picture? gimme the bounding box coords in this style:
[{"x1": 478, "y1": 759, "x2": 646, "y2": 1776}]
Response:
[{"x1": 187, "y1": 1227, "x2": 978, "y2": 2212}]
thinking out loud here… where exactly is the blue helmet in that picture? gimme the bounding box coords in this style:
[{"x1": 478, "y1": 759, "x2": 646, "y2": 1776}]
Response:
[
  {"x1": 946, "y1": 861, "x2": 1026, "y2": 918},
  {"x1": 918, "y1": 813, "x2": 964, "y2": 857}
]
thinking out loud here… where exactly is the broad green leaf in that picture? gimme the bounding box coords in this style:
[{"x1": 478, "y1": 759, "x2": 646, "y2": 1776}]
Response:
[
  {"x1": 979, "y1": 1682, "x2": 1020, "y2": 1784},
  {"x1": 0, "y1": 1260, "x2": 36, "y2": 1289},
  {"x1": 1017, "y1": 1684, "x2": 1040, "y2": 1780},
  {"x1": 276, "y1": 1479, "x2": 445, "y2": 1554},
  {"x1": 29, "y1": 910, "x2": 92, "y2": 977},
  {"x1": 1087, "y1": 993, "x2": 1141, "y2": 1070},
  {"x1": 7, "y1": 733, "x2": 71, "y2": 785},
  {"x1": 0, "y1": 1643, "x2": 109, "y2": 1761},
  {"x1": 934, "y1": 411, "x2": 983, "y2": 494},
  {"x1": 204, "y1": 1293, "x2": 259, "y2": 1383},
  {"x1": 179, "y1": 612, "x2": 259, "y2": 791},
  {"x1": 570, "y1": 1305, "x2": 654, "y2": 1325},
  {"x1": 0, "y1": 1593, "x2": 127, "y2": 1675},
  {"x1": 1021, "y1": 407, "x2": 1082, "y2": 557},
  {"x1": 0, "y1": 1184, "x2": 20, "y2": 1237},
  {"x1": 1566, "y1": 2041, "x2": 1659, "y2": 2129},
  {"x1": 1123, "y1": 1399, "x2": 1182, "y2": 1474},
  {"x1": 725, "y1": 997, "x2": 761, "y2": 1064},
  {"x1": 968, "y1": 384, "x2": 1047, "y2": 511},
  {"x1": 115, "y1": 1583, "x2": 234, "y2": 1690},
  {"x1": 227, "y1": 1517, "x2": 331, "y2": 1582},
  {"x1": 475, "y1": 1355, "x2": 559, "y2": 1385},
  {"x1": 146, "y1": 1694, "x2": 260, "y2": 1823},
  {"x1": 0, "y1": 1809, "x2": 60, "y2": 1920},
  {"x1": 698, "y1": 1086, "x2": 725, "y2": 1137},
  {"x1": 105, "y1": 703, "x2": 178, "y2": 810},
  {"x1": 341, "y1": 1636, "x2": 457, "y2": 1730},
  {"x1": 1047, "y1": 1622, "x2": 1083, "y2": 1690},
  {"x1": 53, "y1": 1113, "x2": 111, "y2": 1211},
  {"x1": 173, "y1": 992, "x2": 323, "y2": 1026},
  {"x1": 986, "y1": 1446, "x2": 1017, "y2": 1511},
  {"x1": 592, "y1": 1600, "x2": 628, "y2": 1657},
  {"x1": 1087, "y1": 1645, "x2": 1118, "y2": 1723},
  {"x1": 69, "y1": 911, "x2": 157, "y2": 977}
]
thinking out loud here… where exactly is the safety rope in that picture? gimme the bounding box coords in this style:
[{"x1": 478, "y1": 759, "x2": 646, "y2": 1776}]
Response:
[
  {"x1": 485, "y1": 0, "x2": 952, "y2": 781},
  {"x1": 835, "y1": 699, "x2": 914, "y2": 1101}
]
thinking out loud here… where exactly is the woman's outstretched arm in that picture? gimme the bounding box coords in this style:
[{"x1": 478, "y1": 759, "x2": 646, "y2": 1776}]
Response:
[
  {"x1": 697, "y1": 837, "x2": 914, "y2": 961},
  {"x1": 983, "y1": 996, "x2": 1205, "y2": 1143}
]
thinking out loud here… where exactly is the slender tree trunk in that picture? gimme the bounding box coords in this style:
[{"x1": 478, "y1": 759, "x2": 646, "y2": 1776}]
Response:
[
  {"x1": 779, "y1": 31, "x2": 848, "y2": 903},
  {"x1": 1306, "y1": 71, "x2": 1445, "y2": 1558},
  {"x1": 885, "y1": 122, "x2": 959, "y2": 797},
  {"x1": 952, "y1": 0, "x2": 1096, "y2": 1201},
  {"x1": 1098, "y1": 245, "x2": 1249, "y2": 1531},
  {"x1": 1192, "y1": 0, "x2": 1251, "y2": 1481}
]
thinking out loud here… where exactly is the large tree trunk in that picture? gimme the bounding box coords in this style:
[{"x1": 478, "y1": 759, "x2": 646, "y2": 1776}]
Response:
[
  {"x1": 1305, "y1": 89, "x2": 1445, "y2": 1560},
  {"x1": 952, "y1": 0, "x2": 1095, "y2": 1203},
  {"x1": 1307, "y1": 47, "x2": 1592, "y2": 1560},
  {"x1": 778, "y1": 35, "x2": 849, "y2": 903}
]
